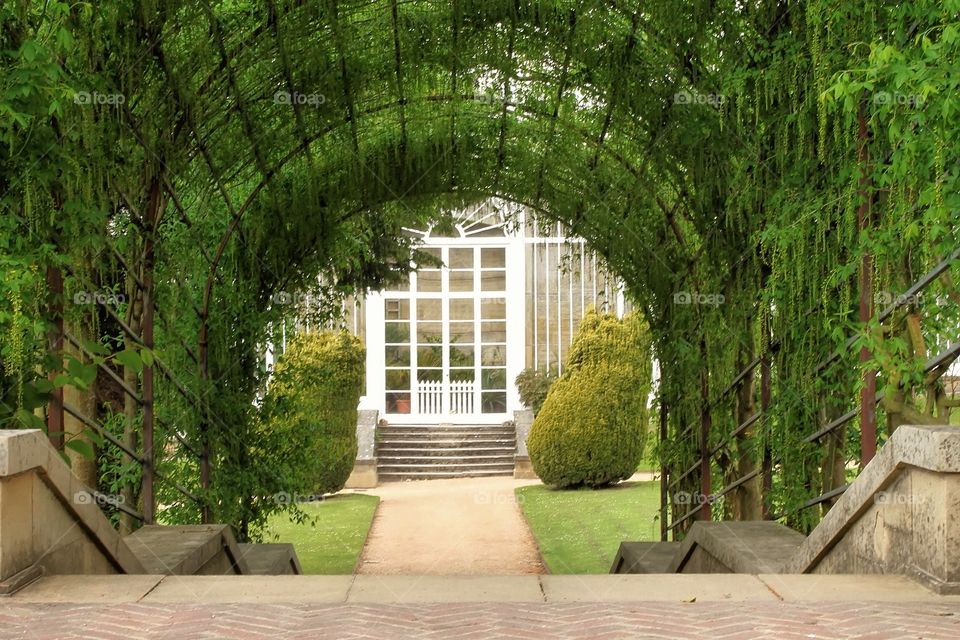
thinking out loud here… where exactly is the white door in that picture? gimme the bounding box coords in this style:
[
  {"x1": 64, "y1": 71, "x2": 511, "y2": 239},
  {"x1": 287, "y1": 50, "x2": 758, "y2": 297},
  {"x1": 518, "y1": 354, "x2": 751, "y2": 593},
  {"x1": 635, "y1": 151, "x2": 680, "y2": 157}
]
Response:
[{"x1": 382, "y1": 245, "x2": 510, "y2": 420}]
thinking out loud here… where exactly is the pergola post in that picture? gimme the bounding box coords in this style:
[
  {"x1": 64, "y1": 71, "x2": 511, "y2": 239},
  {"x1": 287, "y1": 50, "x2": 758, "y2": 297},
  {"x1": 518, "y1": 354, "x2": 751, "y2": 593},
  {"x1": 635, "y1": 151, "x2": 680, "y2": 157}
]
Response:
[
  {"x1": 45, "y1": 265, "x2": 64, "y2": 450},
  {"x1": 857, "y1": 98, "x2": 877, "y2": 466}
]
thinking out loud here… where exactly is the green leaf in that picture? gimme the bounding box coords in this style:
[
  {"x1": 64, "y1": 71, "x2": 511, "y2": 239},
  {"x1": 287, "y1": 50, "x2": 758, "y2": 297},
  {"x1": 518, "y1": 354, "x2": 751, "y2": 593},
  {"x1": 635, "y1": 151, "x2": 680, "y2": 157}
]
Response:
[
  {"x1": 115, "y1": 348, "x2": 143, "y2": 373},
  {"x1": 65, "y1": 439, "x2": 96, "y2": 460}
]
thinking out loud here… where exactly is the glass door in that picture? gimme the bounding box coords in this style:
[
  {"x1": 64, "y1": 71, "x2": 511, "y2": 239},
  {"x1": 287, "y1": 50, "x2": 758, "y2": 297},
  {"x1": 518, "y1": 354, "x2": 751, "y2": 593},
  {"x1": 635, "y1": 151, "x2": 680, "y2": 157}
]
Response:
[{"x1": 382, "y1": 245, "x2": 508, "y2": 417}]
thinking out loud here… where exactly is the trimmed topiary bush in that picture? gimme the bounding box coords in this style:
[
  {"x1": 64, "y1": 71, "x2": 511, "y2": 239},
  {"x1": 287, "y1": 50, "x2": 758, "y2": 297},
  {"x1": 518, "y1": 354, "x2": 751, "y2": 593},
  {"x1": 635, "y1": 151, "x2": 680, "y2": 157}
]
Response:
[
  {"x1": 527, "y1": 309, "x2": 652, "y2": 488},
  {"x1": 259, "y1": 330, "x2": 364, "y2": 495}
]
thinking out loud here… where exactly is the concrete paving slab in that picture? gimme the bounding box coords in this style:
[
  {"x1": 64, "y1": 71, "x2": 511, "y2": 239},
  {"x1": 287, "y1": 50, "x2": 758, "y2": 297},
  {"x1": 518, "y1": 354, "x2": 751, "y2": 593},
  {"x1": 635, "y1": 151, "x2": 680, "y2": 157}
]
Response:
[
  {"x1": 11, "y1": 575, "x2": 164, "y2": 603},
  {"x1": 140, "y1": 575, "x2": 353, "y2": 603},
  {"x1": 348, "y1": 575, "x2": 544, "y2": 602},
  {"x1": 758, "y1": 574, "x2": 960, "y2": 602},
  {"x1": 540, "y1": 574, "x2": 778, "y2": 602}
]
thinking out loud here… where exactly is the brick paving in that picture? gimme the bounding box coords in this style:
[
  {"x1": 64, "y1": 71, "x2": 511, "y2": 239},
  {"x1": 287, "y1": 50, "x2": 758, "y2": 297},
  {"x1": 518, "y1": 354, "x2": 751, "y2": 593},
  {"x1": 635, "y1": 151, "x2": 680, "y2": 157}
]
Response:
[{"x1": 1, "y1": 601, "x2": 959, "y2": 640}]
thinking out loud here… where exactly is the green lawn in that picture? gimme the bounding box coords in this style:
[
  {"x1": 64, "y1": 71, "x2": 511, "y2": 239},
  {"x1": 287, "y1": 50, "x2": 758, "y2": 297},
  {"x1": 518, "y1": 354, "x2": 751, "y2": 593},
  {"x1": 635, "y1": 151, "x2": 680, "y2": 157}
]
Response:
[
  {"x1": 262, "y1": 493, "x2": 379, "y2": 574},
  {"x1": 517, "y1": 481, "x2": 661, "y2": 574}
]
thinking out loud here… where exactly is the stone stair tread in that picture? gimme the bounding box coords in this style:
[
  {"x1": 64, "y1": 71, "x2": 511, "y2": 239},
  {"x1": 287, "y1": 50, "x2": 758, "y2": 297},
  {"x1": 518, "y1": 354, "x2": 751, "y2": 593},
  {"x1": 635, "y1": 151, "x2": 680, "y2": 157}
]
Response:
[
  {"x1": 378, "y1": 454, "x2": 515, "y2": 461},
  {"x1": 379, "y1": 461, "x2": 515, "y2": 467},
  {"x1": 668, "y1": 521, "x2": 806, "y2": 574},
  {"x1": 610, "y1": 542, "x2": 682, "y2": 574},
  {"x1": 237, "y1": 543, "x2": 302, "y2": 575},
  {"x1": 377, "y1": 447, "x2": 515, "y2": 453},
  {"x1": 125, "y1": 525, "x2": 248, "y2": 576},
  {"x1": 379, "y1": 470, "x2": 514, "y2": 480}
]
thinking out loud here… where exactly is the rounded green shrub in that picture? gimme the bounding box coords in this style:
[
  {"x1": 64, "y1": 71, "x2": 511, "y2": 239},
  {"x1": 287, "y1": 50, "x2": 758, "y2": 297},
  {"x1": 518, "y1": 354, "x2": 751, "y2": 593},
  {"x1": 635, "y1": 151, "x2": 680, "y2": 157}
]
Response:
[
  {"x1": 259, "y1": 330, "x2": 364, "y2": 495},
  {"x1": 527, "y1": 310, "x2": 652, "y2": 488}
]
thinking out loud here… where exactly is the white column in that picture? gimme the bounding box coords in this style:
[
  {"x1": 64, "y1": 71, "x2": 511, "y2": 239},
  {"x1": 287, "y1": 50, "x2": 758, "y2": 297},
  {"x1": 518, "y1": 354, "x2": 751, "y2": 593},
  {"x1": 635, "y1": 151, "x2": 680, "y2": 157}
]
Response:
[
  {"x1": 361, "y1": 291, "x2": 385, "y2": 412},
  {"x1": 506, "y1": 234, "x2": 526, "y2": 417}
]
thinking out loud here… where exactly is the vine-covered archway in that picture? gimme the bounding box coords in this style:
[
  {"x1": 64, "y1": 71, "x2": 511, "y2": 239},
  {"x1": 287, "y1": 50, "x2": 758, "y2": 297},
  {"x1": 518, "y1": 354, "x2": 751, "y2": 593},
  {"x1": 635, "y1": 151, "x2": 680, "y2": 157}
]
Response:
[{"x1": 2, "y1": 0, "x2": 957, "y2": 537}]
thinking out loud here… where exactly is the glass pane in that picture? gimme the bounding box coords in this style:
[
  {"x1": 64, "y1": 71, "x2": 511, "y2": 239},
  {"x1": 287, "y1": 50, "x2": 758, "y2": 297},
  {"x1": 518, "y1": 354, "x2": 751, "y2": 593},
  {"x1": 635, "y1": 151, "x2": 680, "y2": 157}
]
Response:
[
  {"x1": 420, "y1": 247, "x2": 441, "y2": 262},
  {"x1": 385, "y1": 322, "x2": 409, "y2": 344},
  {"x1": 480, "y1": 298, "x2": 506, "y2": 320},
  {"x1": 385, "y1": 298, "x2": 410, "y2": 320},
  {"x1": 481, "y1": 345, "x2": 506, "y2": 366},
  {"x1": 449, "y1": 322, "x2": 474, "y2": 344},
  {"x1": 385, "y1": 345, "x2": 410, "y2": 366},
  {"x1": 385, "y1": 369, "x2": 410, "y2": 390},
  {"x1": 481, "y1": 368, "x2": 507, "y2": 390},
  {"x1": 449, "y1": 298, "x2": 473, "y2": 321},
  {"x1": 481, "y1": 321, "x2": 506, "y2": 343},
  {"x1": 449, "y1": 345, "x2": 474, "y2": 367},
  {"x1": 417, "y1": 299, "x2": 441, "y2": 321},
  {"x1": 480, "y1": 270, "x2": 506, "y2": 292},
  {"x1": 385, "y1": 272, "x2": 410, "y2": 292},
  {"x1": 385, "y1": 392, "x2": 411, "y2": 414},
  {"x1": 417, "y1": 322, "x2": 442, "y2": 343},
  {"x1": 450, "y1": 270, "x2": 473, "y2": 292},
  {"x1": 481, "y1": 248, "x2": 506, "y2": 268},
  {"x1": 416, "y1": 368, "x2": 442, "y2": 382},
  {"x1": 417, "y1": 345, "x2": 442, "y2": 367},
  {"x1": 449, "y1": 248, "x2": 474, "y2": 269},
  {"x1": 481, "y1": 392, "x2": 507, "y2": 413},
  {"x1": 417, "y1": 270, "x2": 441, "y2": 292},
  {"x1": 450, "y1": 368, "x2": 475, "y2": 382}
]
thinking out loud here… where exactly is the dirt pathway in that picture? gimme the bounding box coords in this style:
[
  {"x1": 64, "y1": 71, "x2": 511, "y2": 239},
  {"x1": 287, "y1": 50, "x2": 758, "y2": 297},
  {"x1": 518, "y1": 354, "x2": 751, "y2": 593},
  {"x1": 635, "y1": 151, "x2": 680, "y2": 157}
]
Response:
[{"x1": 355, "y1": 477, "x2": 545, "y2": 575}]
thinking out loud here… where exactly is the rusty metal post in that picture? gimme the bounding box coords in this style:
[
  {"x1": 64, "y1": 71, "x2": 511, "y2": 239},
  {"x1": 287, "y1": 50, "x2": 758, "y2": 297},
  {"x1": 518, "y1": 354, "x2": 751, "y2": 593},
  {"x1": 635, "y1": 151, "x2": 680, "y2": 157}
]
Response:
[
  {"x1": 141, "y1": 184, "x2": 160, "y2": 525},
  {"x1": 699, "y1": 338, "x2": 712, "y2": 521},
  {"x1": 760, "y1": 352, "x2": 772, "y2": 519},
  {"x1": 45, "y1": 266, "x2": 65, "y2": 449},
  {"x1": 198, "y1": 312, "x2": 212, "y2": 524},
  {"x1": 857, "y1": 98, "x2": 877, "y2": 466},
  {"x1": 659, "y1": 396, "x2": 669, "y2": 540}
]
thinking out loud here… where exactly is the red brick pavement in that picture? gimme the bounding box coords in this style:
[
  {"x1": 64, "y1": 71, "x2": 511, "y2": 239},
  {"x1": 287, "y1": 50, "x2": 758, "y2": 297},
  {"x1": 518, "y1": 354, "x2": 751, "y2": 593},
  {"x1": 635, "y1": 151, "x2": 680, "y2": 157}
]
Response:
[{"x1": 1, "y1": 602, "x2": 958, "y2": 640}]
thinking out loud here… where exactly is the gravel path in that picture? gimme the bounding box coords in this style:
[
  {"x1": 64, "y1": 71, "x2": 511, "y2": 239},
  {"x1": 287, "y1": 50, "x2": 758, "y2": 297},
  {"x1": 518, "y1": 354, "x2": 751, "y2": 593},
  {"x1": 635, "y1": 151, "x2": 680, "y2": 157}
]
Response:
[{"x1": 355, "y1": 476, "x2": 546, "y2": 575}]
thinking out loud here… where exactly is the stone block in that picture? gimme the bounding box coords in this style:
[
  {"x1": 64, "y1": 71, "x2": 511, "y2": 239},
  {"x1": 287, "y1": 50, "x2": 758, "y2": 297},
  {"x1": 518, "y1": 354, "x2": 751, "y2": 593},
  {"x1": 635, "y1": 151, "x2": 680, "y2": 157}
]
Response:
[
  {"x1": 513, "y1": 456, "x2": 537, "y2": 479},
  {"x1": 355, "y1": 409, "x2": 378, "y2": 461},
  {"x1": 513, "y1": 410, "x2": 533, "y2": 457},
  {"x1": 345, "y1": 460, "x2": 378, "y2": 488}
]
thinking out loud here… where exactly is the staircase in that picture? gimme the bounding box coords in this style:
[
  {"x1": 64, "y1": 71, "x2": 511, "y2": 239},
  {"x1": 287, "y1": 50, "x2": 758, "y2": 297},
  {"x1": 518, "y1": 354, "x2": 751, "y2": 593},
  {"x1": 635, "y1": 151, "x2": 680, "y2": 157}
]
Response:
[{"x1": 376, "y1": 423, "x2": 517, "y2": 481}]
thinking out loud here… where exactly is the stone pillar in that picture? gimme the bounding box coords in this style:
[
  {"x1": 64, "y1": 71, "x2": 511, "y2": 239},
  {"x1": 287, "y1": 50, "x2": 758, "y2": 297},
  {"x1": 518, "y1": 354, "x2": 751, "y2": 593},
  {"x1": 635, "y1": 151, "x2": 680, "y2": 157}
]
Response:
[
  {"x1": 345, "y1": 409, "x2": 378, "y2": 489},
  {"x1": 513, "y1": 409, "x2": 538, "y2": 479}
]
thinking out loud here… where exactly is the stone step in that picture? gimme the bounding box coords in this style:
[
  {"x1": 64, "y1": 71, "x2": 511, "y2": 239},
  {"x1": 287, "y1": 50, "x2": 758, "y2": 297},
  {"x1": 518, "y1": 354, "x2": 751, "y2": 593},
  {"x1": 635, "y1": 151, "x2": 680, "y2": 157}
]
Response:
[
  {"x1": 237, "y1": 544, "x2": 302, "y2": 575},
  {"x1": 379, "y1": 468, "x2": 515, "y2": 481},
  {"x1": 125, "y1": 525, "x2": 250, "y2": 576},
  {"x1": 377, "y1": 446, "x2": 516, "y2": 455},
  {"x1": 377, "y1": 438, "x2": 515, "y2": 448},
  {"x1": 379, "y1": 431, "x2": 516, "y2": 440},
  {"x1": 610, "y1": 542, "x2": 682, "y2": 574},
  {"x1": 379, "y1": 456, "x2": 516, "y2": 467},
  {"x1": 378, "y1": 460, "x2": 515, "y2": 470}
]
